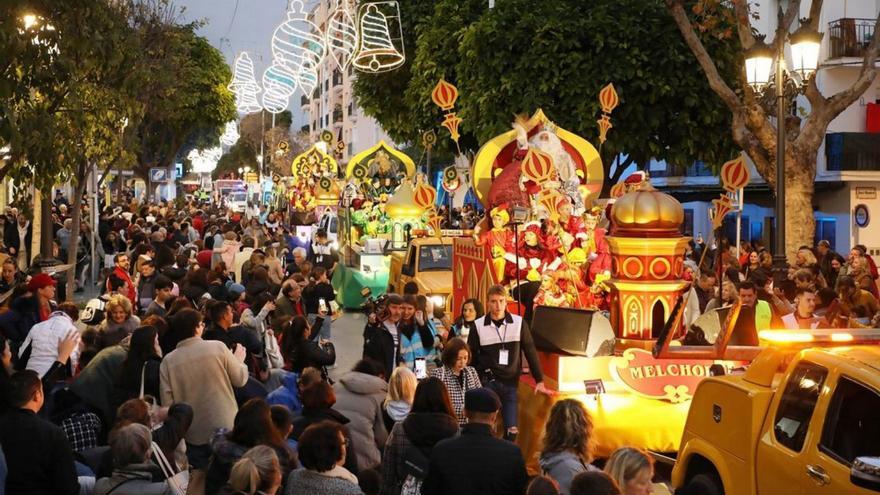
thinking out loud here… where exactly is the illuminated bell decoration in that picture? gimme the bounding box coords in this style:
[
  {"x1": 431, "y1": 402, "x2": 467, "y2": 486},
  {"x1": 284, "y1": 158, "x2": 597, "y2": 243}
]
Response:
[
  {"x1": 719, "y1": 155, "x2": 750, "y2": 192},
  {"x1": 441, "y1": 113, "x2": 463, "y2": 143},
  {"x1": 413, "y1": 182, "x2": 438, "y2": 210},
  {"x1": 431, "y1": 79, "x2": 459, "y2": 111},
  {"x1": 228, "y1": 53, "x2": 262, "y2": 114},
  {"x1": 521, "y1": 148, "x2": 555, "y2": 185},
  {"x1": 353, "y1": 2, "x2": 406, "y2": 73},
  {"x1": 219, "y1": 121, "x2": 240, "y2": 146},
  {"x1": 327, "y1": 0, "x2": 359, "y2": 70}
]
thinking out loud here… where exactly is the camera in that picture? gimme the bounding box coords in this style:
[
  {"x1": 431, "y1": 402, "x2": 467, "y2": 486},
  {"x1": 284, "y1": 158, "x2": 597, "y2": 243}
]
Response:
[{"x1": 359, "y1": 287, "x2": 388, "y2": 318}]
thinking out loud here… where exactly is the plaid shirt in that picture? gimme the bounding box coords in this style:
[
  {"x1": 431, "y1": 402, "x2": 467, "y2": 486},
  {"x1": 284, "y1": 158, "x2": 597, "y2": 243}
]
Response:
[
  {"x1": 429, "y1": 365, "x2": 481, "y2": 425},
  {"x1": 60, "y1": 412, "x2": 102, "y2": 452}
]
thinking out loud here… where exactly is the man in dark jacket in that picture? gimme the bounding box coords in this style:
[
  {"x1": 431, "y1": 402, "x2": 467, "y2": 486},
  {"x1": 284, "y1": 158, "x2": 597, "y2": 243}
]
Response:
[
  {"x1": 362, "y1": 293, "x2": 403, "y2": 380},
  {"x1": 0, "y1": 370, "x2": 80, "y2": 495},
  {"x1": 422, "y1": 388, "x2": 528, "y2": 495}
]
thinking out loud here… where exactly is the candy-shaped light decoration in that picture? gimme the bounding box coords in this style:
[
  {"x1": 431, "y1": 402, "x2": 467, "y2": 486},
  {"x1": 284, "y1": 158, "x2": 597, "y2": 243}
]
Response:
[
  {"x1": 413, "y1": 182, "x2": 438, "y2": 210},
  {"x1": 261, "y1": 62, "x2": 299, "y2": 114},
  {"x1": 353, "y1": 2, "x2": 405, "y2": 73},
  {"x1": 273, "y1": 0, "x2": 326, "y2": 69},
  {"x1": 220, "y1": 121, "x2": 240, "y2": 146},
  {"x1": 521, "y1": 148, "x2": 555, "y2": 185},
  {"x1": 441, "y1": 113, "x2": 462, "y2": 143},
  {"x1": 720, "y1": 155, "x2": 750, "y2": 192},
  {"x1": 598, "y1": 83, "x2": 620, "y2": 114},
  {"x1": 298, "y1": 58, "x2": 318, "y2": 97},
  {"x1": 428, "y1": 215, "x2": 444, "y2": 239},
  {"x1": 326, "y1": 0, "x2": 359, "y2": 70},
  {"x1": 431, "y1": 79, "x2": 459, "y2": 111},
  {"x1": 228, "y1": 53, "x2": 262, "y2": 113}
]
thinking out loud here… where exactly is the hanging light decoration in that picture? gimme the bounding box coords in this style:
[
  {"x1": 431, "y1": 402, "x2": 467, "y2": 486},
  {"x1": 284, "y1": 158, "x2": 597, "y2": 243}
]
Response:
[
  {"x1": 326, "y1": 0, "x2": 359, "y2": 71},
  {"x1": 188, "y1": 146, "x2": 223, "y2": 174},
  {"x1": 261, "y1": 61, "x2": 299, "y2": 114},
  {"x1": 353, "y1": 2, "x2": 405, "y2": 73},
  {"x1": 272, "y1": 0, "x2": 326, "y2": 75},
  {"x1": 228, "y1": 52, "x2": 262, "y2": 113},
  {"x1": 220, "y1": 121, "x2": 240, "y2": 146}
]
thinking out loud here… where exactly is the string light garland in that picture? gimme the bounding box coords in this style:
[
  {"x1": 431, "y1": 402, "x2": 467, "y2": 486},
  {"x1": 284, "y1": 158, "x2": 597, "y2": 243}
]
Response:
[{"x1": 228, "y1": 52, "x2": 262, "y2": 113}]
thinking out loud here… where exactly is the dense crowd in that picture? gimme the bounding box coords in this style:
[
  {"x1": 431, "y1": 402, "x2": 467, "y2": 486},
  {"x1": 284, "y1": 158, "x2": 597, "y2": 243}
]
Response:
[{"x1": 0, "y1": 188, "x2": 870, "y2": 495}]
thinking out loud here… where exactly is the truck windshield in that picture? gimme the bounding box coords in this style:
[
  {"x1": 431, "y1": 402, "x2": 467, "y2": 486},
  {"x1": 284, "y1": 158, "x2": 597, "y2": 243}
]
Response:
[
  {"x1": 418, "y1": 244, "x2": 453, "y2": 271},
  {"x1": 232, "y1": 192, "x2": 247, "y2": 202}
]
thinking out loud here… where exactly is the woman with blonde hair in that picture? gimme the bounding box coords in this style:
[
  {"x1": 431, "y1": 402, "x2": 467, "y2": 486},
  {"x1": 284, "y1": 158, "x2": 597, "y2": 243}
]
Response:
[
  {"x1": 604, "y1": 447, "x2": 656, "y2": 495},
  {"x1": 539, "y1": 399, "x2": 598, "y2": 495},
  {"x1": 219, "y1": 445, "x2": 283, "y2": 495},
  {"x1": 704, "y1": 280, "x2": 739, "y2": 312},
  {"x1": 97, "y1": 294, "x2": 141, "y2": 348},
  {"x1": 383, "y1": 365, "x2": 417, "y2": 431}
]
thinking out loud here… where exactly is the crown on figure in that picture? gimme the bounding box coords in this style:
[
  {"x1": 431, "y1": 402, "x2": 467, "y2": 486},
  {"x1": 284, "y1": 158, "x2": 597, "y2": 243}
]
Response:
[{"x1": 544, "y1": 121, "x2": 559, "y2": 134}]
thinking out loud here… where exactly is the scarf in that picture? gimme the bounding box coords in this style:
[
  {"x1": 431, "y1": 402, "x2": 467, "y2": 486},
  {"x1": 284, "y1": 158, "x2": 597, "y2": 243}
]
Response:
[{"x1": 315, "y1": 465, "x2": 358, "y2": 485}]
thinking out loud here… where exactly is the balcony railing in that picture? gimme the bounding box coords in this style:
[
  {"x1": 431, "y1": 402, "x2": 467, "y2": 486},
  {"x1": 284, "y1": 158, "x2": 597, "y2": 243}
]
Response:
[
  {"x1": 828, "y1": 18, "x2": 876, "y2": 59},
  {"x1": 825, "y1": 133, "x2": 880, "y2": 171},
  {"x1": 333, "y1": 108, "x2": 343, "y2": 123}
]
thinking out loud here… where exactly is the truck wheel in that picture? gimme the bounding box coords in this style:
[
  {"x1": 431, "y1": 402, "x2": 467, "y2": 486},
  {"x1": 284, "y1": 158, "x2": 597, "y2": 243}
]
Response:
[{"x1": 684, "y1": 474, "x2": 724, "y2": 495}]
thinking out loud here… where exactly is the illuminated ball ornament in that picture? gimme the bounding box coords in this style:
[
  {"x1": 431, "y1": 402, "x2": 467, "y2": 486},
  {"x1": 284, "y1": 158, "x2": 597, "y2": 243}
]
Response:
[
  {"x1": 261, "y1": 62, "x2": 298, "y2": 114},
  {"x1": 353, "y1": 2, "x2": 406, "y2": 73},
  {"x1": 413, "y1": 183, "x2": 438, "y2": 210},
  {"x1": 228, "y1": 53, "x2": 262, "y2": 114}
]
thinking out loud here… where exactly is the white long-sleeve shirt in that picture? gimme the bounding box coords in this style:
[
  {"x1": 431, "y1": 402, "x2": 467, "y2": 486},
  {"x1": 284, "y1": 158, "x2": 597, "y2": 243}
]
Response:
[{"x1": 19, "y1": 311, "x2": 79, "y2": 376}]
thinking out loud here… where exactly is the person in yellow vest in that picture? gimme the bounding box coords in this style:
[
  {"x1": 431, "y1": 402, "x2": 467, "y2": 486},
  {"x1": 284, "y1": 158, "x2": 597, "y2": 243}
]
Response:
[{"x1": 731, "y1": 281, "x2": 771, "y2": 346}]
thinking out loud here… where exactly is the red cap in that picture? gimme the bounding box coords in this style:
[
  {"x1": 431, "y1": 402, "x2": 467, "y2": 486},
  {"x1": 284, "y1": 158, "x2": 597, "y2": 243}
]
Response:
[{"x1": 27, "y1": 273, "x2": 57, "y2": 291}]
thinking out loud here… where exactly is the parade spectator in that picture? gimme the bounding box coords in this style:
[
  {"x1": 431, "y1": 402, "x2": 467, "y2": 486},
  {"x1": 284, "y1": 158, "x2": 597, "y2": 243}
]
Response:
[
  {"x1": 310, "y1": 229, "x2": 338, "y2": 274},
  {"x1": 467, "y1": 284, "x2": 549, "y2": 441},
  {"x1": 430, "y1": 338, "x2": 481, "y2": 425},
  {"x1": 397, "y1": 294, "x2": 438, "y2": 373},
  {"x1": 363, "y1": 293, "x2": 403, "y2": 380},
  {"x1": 333, "y1": 359, "x2": 389, "y2": 471},
  {"x1": 693, "y1": 272, "x2": 716, "y2": 313},
  {"x1": 539, "y1": 399, "x2": 599, "y2": 495},
  {"x1": 604, "y1": 447, "x2": 656, "y2": 495},
  {"x1": 570, "y1": 472, "x2": 620, "y2": 495},
  {"x1": 450, "y1": 298, "x2": 483, "y2": 340},
  {"x1": 290, "y1": 380, "x2": 359, "y2": 474},
  {"x1": 218, "y1": 445, "x2": 283, "y2": 495},
  {"x1": 94, "y1": 422, "x2": 174, "y2": 495},
  {"x1": 0, "y1": 257, "x2": 23, "y2": 293},
  {"x1": 112, "y1": 325, "x2": 162, "y2": 410},
  {"x1": 816, "y1": 240, "x2": 839, "y2": 284},
  {"x1": 159, "y1": 308, "x2": 248, "y2": 470},
  {"x1": 234, "y1": 237, "x2": 256, "y2": 284},
  {"x1": 19, "y1": 302, "x2": 80, "y2": 377},
  {"x1": 204, "y1": 300, "x2": 265, "y2": 375},
  {"x1": 527, "y1": 476, "x2": 562, "y2": 495},
  {"x1": 5, "y1": 213, "x2": 33, "y2": 271},
  {"x1": 837, "y1": 275, "x2": 880, "y2": 323},
  {"x1": 136, "y1": 258, "x2": 158, "y2": 312},
  {"x1": 704, "y1": 280, "x2": 739, "y2": 312},
  {"x1": 275, "y1": 281, "x2": 307, "y2": 319},
  {"x1": 215, "y1": 231, "x2": 242, "y2": 276},
  {"x1": 730, "y1": 281, "x2": 770, "y2": 346},
  {"x1": 0, "y1": 273, "x2": 57, "y2": 345},
  {"x1": 380, "y1": 377, "x2": 458, "y2": 495},
  {"x1": 422, "y1": 387, "x2": 528, "y2": 495},
  {"x1": 288, "y1": 247, "x2": 308, "y2": 275},
  {"x1": 782, "y1": 287, "x2": 821, "y2": 330},
  {"x1": 279, "y1": 315, "x2": 335, "y2": 374},
  {"x1": 144, "y1": 275, "x2": 173, "y2": 318},
  {"x1": 383, "y1": 366, "x2": 416, "y2": 431},
  {"x1": 303, "y1": 266, "x2": 335, "y2": 341},
  {"x1": 107, "y1": 253, "x2": 138, "y2": 306},
  {"x1": 265, "y1": 245, "x2": 285, "y2": 286},
  {"x1": 286, "y1": 421, "x2": 362, "y2": 495},
  {"x1": 97, "y1": 295, "x2": 141, "y2": 348},
  {"x1": 0, "y1": 370, "x2": 80, "y2": 495}
]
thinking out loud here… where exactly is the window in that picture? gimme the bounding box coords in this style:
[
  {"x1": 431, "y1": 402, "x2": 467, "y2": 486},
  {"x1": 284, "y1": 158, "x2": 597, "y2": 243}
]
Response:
[
  {"x1": 773, "y1": 362, "x2": 828, "y2": 452},
  {"x1": 418, "y1": 245, "x2": 453, "y2": 271},
  {"x1": 682, "y1": 209, "x2": 694, "y2": 236},
  {"x1": 819, "y1": 376, "x2": 880, "y2": 465},
  {"x1": 815, "y1": 218, "x2": 836, "y2": 251}
]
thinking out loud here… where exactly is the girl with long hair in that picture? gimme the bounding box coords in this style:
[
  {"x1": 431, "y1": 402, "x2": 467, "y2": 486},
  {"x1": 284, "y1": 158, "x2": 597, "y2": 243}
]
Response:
[{"x1": 539, "y1": 399, "x2": 599, "y2": 495}]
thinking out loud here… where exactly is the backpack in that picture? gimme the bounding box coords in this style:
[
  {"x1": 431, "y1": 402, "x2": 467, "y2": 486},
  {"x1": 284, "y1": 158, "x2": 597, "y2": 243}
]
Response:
[{"x1": 400, "y1": 444, "x2": 430, "y2": 495}]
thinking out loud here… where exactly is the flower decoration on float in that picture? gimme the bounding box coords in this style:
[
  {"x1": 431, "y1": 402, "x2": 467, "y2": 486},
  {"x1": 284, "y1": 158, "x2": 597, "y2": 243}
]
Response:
[
  {"x1": 431, "y1": 78, "x2": 463, "y2": 153},
  {"x1": 228, "y1": 52, "x2": 262, "y2": 113},
  {"x1": 353, "y1": 2, "x2": 406, "y2": 73},
  {"x1": 596, "y1": 83, "x2": 619, "y2": 145}
]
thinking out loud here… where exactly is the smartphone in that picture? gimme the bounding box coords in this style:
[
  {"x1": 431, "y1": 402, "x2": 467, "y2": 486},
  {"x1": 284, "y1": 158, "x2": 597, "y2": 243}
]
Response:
[{"x1": 414, "y1": 358, "x2": 427, "y2": 380}]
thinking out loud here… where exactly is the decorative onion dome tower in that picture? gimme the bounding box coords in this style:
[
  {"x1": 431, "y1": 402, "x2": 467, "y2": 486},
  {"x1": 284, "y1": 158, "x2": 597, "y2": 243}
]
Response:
[{"x1": 607, "y1": 181, "x2": 690, "y2": 350}]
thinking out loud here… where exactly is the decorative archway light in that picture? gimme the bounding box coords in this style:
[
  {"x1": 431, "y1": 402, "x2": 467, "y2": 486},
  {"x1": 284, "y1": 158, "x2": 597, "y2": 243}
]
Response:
[
  {"x1": 228, "y1": 52, "x2": 262, "y2": 113},
  {"x1": 352, "y1": 1, "x2": 405, "y2": 73},
  {"x1": 220, "y1": 121, "x2": 240, "y2": 146},
  {"x1": 262, "y1": 61, "x2": 299, "y2": 113},
  {"x1": 188, "y1": 146, "x2": 223, "y2": 174},
  {"x1": 326, "y1": 0, "x2": 358, "y2": 71}
]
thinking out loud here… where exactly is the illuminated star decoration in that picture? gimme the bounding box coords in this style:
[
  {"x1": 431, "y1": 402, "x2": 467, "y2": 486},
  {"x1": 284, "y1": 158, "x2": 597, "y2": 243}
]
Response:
[
  {"x1": 228, "y1": 53, "x2": 262, "y2": 113},
  {"x1": 220, "y1": 121, "x2": 240, "y2": 146}
]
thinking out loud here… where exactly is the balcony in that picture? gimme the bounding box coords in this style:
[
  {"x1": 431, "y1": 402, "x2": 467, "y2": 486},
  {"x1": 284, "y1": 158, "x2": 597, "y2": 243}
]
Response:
[
  {"x1": 828, "y1": 18, "x2": 875, "y2": 60},
  {"x1": 825, "y1": 132, "x2": 880, "y2": 171},
  {"x1": 333, "y1": 107, "x2": 344, "y2": 128},
  {"x1": 332, "y1": 70, "x2": 343, "y2": 89},
  {"x1": 300, "y1": 95, "x2": 310, "y2": 107}
]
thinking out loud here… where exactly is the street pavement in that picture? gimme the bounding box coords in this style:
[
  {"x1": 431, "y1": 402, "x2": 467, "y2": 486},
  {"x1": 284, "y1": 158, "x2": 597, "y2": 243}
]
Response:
[{"x1": 327, "y1": 311, "x2": 367, "y2": 381}]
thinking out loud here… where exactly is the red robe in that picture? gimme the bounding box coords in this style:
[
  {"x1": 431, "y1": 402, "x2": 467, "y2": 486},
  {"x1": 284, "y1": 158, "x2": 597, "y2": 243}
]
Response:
[
  {"x1": 487, "y1": 148, "x2": 531, "y2": 208},
  {"x1": 107, "y1": 266, "x2": 137, "y2": 306}
]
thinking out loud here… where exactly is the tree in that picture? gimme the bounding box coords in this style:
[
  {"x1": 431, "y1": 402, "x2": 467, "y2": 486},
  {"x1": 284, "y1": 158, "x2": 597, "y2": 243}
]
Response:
[
  {"x1": 354, "y1": 0, "x2": 741, "y2": 194},
  {"x1": 214, "y1": 140, "x2": 257, "y2": 179},
  {"x1": 667, "y1": 0, "x2": 880, "y2": 257},
  {"x1": 128, "y1": 2, "x2": 236, "y2": 190}
]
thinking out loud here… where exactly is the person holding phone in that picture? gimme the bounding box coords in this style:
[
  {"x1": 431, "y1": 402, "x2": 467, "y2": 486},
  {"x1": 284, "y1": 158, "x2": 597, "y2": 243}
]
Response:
[{"x1": 397, "y1": 295, "x2": 439, "y2": 378}]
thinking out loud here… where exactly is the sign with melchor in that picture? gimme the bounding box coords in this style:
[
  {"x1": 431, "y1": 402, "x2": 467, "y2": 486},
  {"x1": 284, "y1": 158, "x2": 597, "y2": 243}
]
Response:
[{"x1": 610, "y1": 348, "x2": 736, "y2": 403}]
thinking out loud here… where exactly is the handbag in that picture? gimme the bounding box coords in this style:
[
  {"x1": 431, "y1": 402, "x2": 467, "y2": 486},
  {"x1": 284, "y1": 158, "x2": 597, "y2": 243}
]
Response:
[{"x1": 153, "y1": 441, "x2": 189, "y2": 495}]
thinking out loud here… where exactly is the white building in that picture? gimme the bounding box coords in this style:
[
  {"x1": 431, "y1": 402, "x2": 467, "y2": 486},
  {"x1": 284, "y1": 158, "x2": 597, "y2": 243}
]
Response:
[
  {"x1": 302, "y1": 0, "x2": 397, "y2": 163},
  {"x1": 651, "y1": 0, "x2": 879, "y2": 257}
]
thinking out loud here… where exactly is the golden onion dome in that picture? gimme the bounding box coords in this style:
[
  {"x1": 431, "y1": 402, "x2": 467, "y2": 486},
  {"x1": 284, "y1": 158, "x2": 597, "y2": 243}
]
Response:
[
  {"x1": 385, "y1": 181, "x2": 423, "y2": 219},
  {"x1": 610, "y1": 183, "x2": 684, "y2": 237},
  {"x1": 315, "y1": 178, "x2": 341, "y2": 205}
]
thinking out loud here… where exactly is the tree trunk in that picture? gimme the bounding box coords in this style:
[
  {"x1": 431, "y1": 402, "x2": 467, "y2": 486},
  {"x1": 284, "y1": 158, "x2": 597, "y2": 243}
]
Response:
[
  {"x1": 783, "y1": 154, "x2": 816, "y2": 261},
  {"x1": 40, "y1": 187, "x2": 54, "y2": 262},
  {"x1": 66, "y1": 166, "x2": 88, "y2": 301}
]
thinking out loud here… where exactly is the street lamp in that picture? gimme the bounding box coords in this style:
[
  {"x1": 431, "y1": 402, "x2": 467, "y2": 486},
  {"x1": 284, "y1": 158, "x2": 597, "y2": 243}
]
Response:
[{"x1": 743, "y1": 18, "x2": 822, "y2": 273}]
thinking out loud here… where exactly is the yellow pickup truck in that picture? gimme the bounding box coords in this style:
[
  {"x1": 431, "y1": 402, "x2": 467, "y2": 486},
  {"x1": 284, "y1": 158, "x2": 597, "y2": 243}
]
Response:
[
  {"x1": 387, "y1": 237, "x2": 454, "y2": 312},
  {"x1": 670, "y1": 328, "x2": 880, "y2": 494}
]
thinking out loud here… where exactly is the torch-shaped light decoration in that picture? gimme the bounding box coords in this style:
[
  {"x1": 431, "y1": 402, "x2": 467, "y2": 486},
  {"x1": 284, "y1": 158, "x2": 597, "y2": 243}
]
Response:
[
  {"x1": 520, "y1": 148, "x2": 555, "y2": 185},
  {"x1": 432, "y1": 78, "x2": 463, "y2": 153},
  {"x1": 609, "y1": 182, "x2": 626, "y2": 199},
  {"x1": 720, "y1": 155, "x2": 750, "y2": 192},
  {"x1": 538, "y1": 190, "x2": 565, "y2": 222},
  {"x1": 414, "y1": 182, "x2": 442, "y2": 239},
  {"x1": 597, "y1": 83, "x2": 619, "y2": 144}
]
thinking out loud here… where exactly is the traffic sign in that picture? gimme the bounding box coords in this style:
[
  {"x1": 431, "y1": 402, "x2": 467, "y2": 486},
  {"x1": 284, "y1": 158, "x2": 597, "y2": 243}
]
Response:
[{"x1": 149, "y1": 168, "x2": 168, "y2": 182}]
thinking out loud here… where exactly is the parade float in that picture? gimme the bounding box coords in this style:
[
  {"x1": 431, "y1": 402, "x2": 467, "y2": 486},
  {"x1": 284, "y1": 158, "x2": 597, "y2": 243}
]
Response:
[
  {"x1": 450, "y1": 97, "x2": 744, "y2": 470},
  {"x1": 287, "y1": 143, "x2": 339, "y2": 224}
]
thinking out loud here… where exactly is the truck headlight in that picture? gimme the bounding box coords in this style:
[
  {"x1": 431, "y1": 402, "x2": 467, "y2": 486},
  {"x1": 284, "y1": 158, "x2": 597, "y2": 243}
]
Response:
[{"x1": 429, "y1": 295, "x2": 445, "y2": 307}]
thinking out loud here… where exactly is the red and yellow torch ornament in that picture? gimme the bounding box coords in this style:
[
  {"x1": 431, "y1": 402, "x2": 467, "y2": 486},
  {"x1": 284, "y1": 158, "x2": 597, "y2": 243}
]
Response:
[
  {"x1": 709, "y1": 194, "x2": 734, "y2": 230},
  {"x1": 521, "y1": 148, "x2": 555, "y2": 185},
  {"x1": 718, "y1": 154, "x2": 749, "y2": 256},
  {"x1": 432, "y1": 78, "x2": 463, "y2": 153},
  {"x1": 414, "y1": 182, "x2": 444, "y2": 239},
  {"x1": 597, "y1": 83, "x2": 619, "y2": 145}
]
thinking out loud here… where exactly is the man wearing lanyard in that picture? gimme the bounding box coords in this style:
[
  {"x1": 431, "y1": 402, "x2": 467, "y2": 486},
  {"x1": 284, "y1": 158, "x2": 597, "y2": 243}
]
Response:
[{"x1": 468, "y1": 284, "x2": 551, "y2": 442}]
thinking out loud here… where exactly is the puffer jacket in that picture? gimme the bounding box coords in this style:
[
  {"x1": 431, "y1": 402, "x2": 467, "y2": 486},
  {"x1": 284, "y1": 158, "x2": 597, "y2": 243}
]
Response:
[
  {"x1": 332, "y1": 371, "x2": 388, "y2": 470},
  {"x1": 538, "y1": 450, "x2": 600, "y2": 495},
  {"x1": 93, "y1": 463, "x2": 173, "y2": 495}
]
